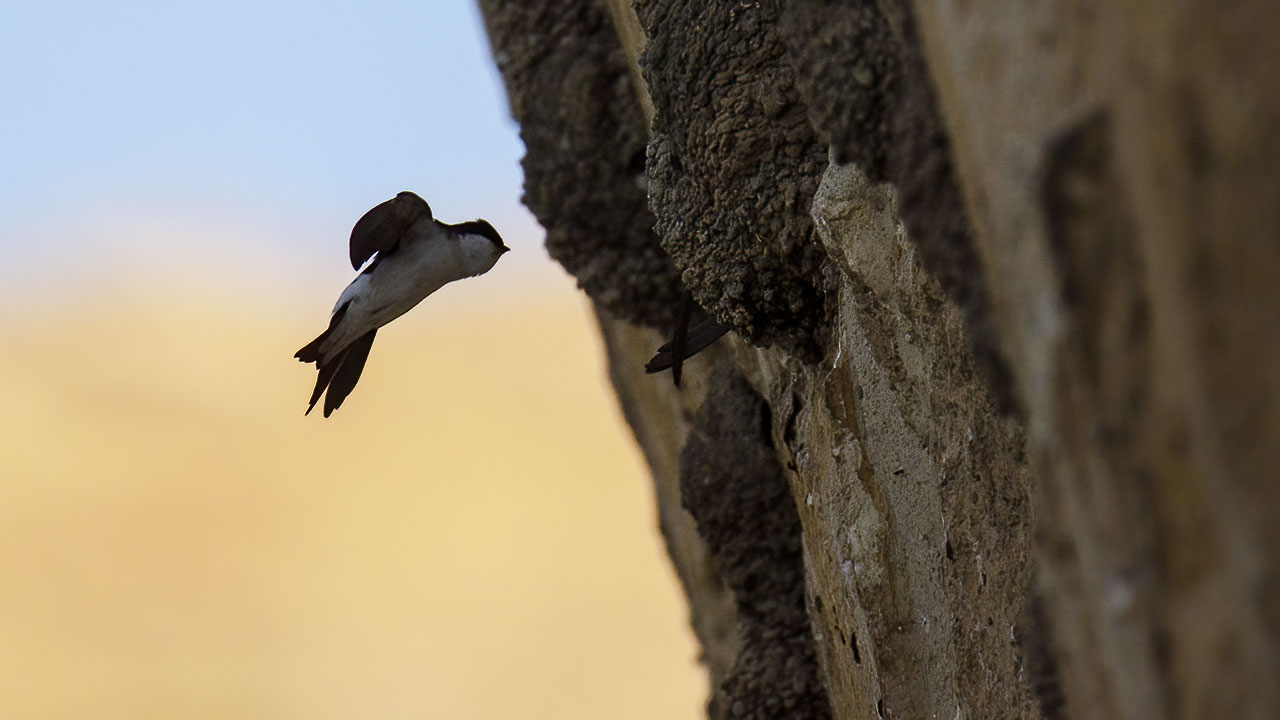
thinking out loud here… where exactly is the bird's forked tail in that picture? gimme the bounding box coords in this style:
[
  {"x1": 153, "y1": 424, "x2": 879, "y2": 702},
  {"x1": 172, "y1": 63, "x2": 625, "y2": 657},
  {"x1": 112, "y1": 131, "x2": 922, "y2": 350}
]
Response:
[
  {"x1": 294, "y1": 303, "x2": 376, "y2": 416},
  {"x1": 295, "y1": 303, "x2": 349, "y2": 364}
]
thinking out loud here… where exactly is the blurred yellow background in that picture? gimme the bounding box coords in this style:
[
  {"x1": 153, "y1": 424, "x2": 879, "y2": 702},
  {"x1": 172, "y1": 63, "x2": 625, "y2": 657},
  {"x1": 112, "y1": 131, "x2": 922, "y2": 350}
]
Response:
[{"x1": 0, "y1": 259, "x2": 705, "y2": 719}]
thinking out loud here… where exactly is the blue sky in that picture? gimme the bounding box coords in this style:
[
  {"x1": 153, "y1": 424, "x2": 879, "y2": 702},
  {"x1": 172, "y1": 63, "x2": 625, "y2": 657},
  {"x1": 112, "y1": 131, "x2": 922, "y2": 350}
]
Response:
[{"x1": 0, "y1": 0, "x2": 545, "y2": 299}]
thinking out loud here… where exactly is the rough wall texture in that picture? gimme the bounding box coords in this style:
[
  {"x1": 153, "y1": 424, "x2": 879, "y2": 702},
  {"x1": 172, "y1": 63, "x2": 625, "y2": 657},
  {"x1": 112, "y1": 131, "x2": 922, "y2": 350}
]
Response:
[
  {"x1": 681, "y1": 370, "x2": 831, "y2": 719},
  {"x1": 725, "y1": 159, "x2": 1037, "y2": 719},
  {"x1": 780, "y1": 1, "x2": 1006, "y2": 404},
  {"x1": 909, "y1": 2, "x2": 1280, "y2": 717},
  {"x1": 639, "y1": 0, "x2": 833, "y2": 356},
  {"x1": 478, "y1": 1, "x2": 683, "y2": 329},
  {"x1": 479, "y1": 0, "x2": 1280, "y2": 718}
]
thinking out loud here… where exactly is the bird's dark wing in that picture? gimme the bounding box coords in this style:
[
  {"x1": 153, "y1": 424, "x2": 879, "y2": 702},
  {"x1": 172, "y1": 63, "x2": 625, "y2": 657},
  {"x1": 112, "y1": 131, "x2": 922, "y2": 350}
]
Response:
[
  {"x1": 349, "y1": 191, "x2": 432, "y2": 270},
  {"x1": 668, "y1": 292, "x2": 694, "y2": 386},
  {"x1": 645, "y1": 311, "x2": 730, "y2": 381}
]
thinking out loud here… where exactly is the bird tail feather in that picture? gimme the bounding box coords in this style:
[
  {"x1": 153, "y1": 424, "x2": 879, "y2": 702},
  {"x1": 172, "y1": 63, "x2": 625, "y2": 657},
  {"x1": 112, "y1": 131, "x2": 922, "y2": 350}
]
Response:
[
  {"x1": 295, "y1": 302, "x2": 350, "y2": 364},
  {"x1": 302, "y1": 328, "x2": 377, "y2": 417},
  {"x1": 305, "y1": 356, "x2": 342, "y2": 415},
  {"x1": 295, "y1": 331, "x2": 329, "y2": 364},
  {"x1": 322, "y1": 330, "x2": 376, "y2": 417}
]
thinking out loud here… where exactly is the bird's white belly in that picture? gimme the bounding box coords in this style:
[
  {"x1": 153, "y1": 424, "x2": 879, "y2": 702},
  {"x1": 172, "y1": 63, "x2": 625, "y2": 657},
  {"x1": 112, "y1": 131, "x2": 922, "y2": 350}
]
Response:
[
  {"x1": 320, "y1": 241, "x2": 462, "y2": 358},
  {"x1": 361, "y1": 265, "x2": 438, "y2": 326}
]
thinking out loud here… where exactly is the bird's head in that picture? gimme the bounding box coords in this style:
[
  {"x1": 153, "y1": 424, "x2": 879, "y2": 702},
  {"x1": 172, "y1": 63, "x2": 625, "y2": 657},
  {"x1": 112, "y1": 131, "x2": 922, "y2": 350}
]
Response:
[{"x1": 451, "y1": 219, "x2": 509, "y2": 276}]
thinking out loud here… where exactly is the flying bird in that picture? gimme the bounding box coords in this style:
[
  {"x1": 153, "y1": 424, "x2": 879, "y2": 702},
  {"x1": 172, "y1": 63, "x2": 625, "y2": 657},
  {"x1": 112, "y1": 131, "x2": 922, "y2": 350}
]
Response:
[
  {"x1": 644, "y1": 293, "x2": 729, "y2": 387},
  {"x1": 295, "y1": 191, "x2": 509, "y2": 416}
]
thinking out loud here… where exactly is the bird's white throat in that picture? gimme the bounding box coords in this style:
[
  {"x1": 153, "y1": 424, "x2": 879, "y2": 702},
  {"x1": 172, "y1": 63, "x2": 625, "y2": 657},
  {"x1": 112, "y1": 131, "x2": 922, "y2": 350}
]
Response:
[{"x1": 457, "y1": 232, "x2": 505, "y2": 277}]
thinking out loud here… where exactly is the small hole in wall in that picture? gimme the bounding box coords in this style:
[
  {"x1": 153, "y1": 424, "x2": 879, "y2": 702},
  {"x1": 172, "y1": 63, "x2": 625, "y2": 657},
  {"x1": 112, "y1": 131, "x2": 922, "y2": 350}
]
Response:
[
  {"x1": 627, "y1": 148, "x2": 646, "y2": 176},
  {"x1": 877, "y1": 698, "x2": 884, "y2": 717},
  {"x1": 850, "y1": 631, "x2": 861, "y2": 664},
  {"x1": 945, "y1": 540, "x2": 954, "y2": 561}
]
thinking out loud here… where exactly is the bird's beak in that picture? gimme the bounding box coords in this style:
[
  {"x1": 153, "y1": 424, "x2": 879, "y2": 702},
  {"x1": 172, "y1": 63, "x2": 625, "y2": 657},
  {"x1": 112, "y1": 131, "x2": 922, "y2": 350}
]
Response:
[{"x1": 501, "y1": 245, "x2": 511, "y2": 253}]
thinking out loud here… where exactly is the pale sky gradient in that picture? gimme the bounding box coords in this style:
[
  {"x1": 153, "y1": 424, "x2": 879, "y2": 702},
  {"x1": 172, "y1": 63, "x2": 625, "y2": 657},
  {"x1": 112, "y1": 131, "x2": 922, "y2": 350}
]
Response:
[{"x1": 0, "y1": 0, "x2": 547, "y2": 299}]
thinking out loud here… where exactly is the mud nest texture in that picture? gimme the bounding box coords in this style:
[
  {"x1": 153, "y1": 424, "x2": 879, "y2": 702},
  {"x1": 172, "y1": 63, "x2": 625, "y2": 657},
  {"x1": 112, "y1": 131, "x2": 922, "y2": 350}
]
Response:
[
  {"x1": 640, "y1": 0, "x2": 834, "y2": 358},
  {"x1": 681, "y1": 369, "x2": 833, "y2": 719},
  {"x1": 479, "y1": 0, "x2": 685, "y2": 329}
]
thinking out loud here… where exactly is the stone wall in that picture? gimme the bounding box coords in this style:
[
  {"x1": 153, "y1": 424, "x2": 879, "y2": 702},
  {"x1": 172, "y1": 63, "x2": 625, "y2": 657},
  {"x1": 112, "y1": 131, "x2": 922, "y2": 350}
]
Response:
[{"x1": 477, "y1": 1, "x2": 1280, "y2": 718}]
